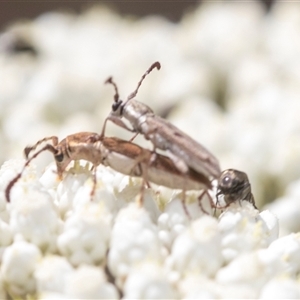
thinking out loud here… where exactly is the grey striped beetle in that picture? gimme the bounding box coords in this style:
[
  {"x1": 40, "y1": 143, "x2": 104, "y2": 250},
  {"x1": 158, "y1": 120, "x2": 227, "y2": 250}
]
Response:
[{"x1": 101, "y1": 62, "x2": 221, "y2": 181}]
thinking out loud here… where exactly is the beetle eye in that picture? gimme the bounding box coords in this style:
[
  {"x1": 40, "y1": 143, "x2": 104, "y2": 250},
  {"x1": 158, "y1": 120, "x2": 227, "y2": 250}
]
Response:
[
  {"x1": 112, "y1": 101, "x2": 122, "y2": 112},
  {"x1": 222, "y1": 175, "x2": 231, "y2": 185},
  {"x1": 55, "y1": 153, "x2": 64, "y2": 162}
]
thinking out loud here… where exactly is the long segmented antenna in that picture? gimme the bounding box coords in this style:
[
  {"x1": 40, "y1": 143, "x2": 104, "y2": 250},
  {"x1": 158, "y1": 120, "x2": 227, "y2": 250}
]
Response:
[
  {"x1": 126, "y1": 61, "x2": 161, "y2": 103},
  {"x1": 5, "y1": 144, "x2": 58, "y2": 203},
  {"x1": 24, "y1": 136, "x2": 58, "y2": 159},
  {"x1": 105, "y1": 77, "x2": 120, "y2": 104},
  {"x1": 105, "y1": 61, "x2": 161, "y2": 105}
]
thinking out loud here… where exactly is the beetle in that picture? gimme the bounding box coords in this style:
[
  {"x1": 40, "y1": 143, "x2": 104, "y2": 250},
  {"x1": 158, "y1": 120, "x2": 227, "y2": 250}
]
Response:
[
  {"x1": 216, "y1": 169, "x2": 257, "y2": 209},
  {"x1": 101, "y1": 62, "x2": 221, "y2": 180},
  {"x1": 5, "y1": 132, "x2": 212, "y2": 208}
]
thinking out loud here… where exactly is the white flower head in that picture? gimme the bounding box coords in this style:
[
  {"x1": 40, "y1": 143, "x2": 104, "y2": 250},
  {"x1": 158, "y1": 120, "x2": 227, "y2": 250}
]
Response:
[
  {"x1": 219, "y1": 201, "x2": 279, "y2": 262},
  {"x1": 108, "y1": 203, "x2": 165, "y2": 287},
  {"x1": 123, "y1": 261, "x2": 178, "y2": 299},
  {"x1": 1, "y1": 239, "x2": 42, "y2": 296},
  {"x1": 64, "y1": 265, "x2": 119, "y2": 299},
  {"x1": 57, "y1": 202, "x2": 112, "y2": 267},
  {"x1": 166, "y1": 215, "x2": 223, "y2": 278},
  {"x1": 35, "y1": 255, "x2": 74, "y2": 294},
  {"x1": 9, "y1": 188, "x2": 61, "y2": 253}
]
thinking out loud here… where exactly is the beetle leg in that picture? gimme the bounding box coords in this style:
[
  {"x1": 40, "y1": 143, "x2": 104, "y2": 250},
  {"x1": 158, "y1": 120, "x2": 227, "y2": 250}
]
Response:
[
  {"x1": 198, "y1": 189, "x2": 215, "y2": 215},
  {"x1": 90, "y1": 165, "x2": 98, "y2": 199},
  {"x1": 129, "y1": 132, "x2": 139, "y2": 142},
  {"x1": 181, "y1": 190, "x2": 191, "y2": 220},
  {"x1": 102, "y1": 115, "x2": 136, "y2": 136}
]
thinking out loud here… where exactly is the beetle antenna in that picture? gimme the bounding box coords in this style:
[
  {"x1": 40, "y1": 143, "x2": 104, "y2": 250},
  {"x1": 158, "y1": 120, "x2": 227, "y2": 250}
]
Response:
[
  {"x1": 5, "y1": 144, "x2": 57, "y2": 203},
  {"x1": 126, "y1": 61, "x2": 161, "y2": 103},
  {"x1": 105, "y1": 76, "x2": 120, "y2": 104},
  {"x1": 24, "y1": 136, "x2": 58, "y2": 159}
]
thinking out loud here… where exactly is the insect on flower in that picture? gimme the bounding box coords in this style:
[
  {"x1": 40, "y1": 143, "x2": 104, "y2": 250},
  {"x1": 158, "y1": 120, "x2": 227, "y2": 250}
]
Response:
[
  {"x1": 101, "y1": 62, "x2": 221, "y2": 180},
  {"x1": 216, "y1": 169, "x2": 257, "y2": 209},
  {"x1": 5, "y1": 132, "x2": 212, "y2": 209}
]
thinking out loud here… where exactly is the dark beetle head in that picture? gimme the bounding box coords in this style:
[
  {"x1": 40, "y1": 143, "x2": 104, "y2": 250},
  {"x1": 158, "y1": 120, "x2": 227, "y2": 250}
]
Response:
[
  {"x1": 53, "y1": 144, "x2": 71, "y2": 180},
  {"x1": 218, "y1": 169, "x2": 249, "y2": 194},
  {"x1": 217, "y1": 168, "x2": 256, "y2": 208},
  {"x1": 111, "y1": 99, "x2": 124, "y2": 116},
  {"x1": 54, "y1": 151, "x2": 64, "y2": 163}
]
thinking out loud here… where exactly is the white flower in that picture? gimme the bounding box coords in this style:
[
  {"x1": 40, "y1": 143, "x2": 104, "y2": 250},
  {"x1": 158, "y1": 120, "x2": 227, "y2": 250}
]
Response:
[
  {"x1": 259, "y1": 277, "x2": 300, "y2": 299},
  {"x1": 216, "y1": 252, "x2": 268, "y2": 297},
  {"x1": 0, "y1": 219, "x2": 13, "y2": 248},
  {"x1": 57, "y1": 202, "x2": 112, "y2": 267},
  {"x1": 9, "y1": 188, "x2": 61, "y2": 253},
  {"x1": 259, "y1": 233, "x2": 300, "y2": 276},
  {"x1": 0, "y1": 219, "x2": 13, "y2": 262},
  {"x1": 1, "y1": 239, "x2": 42, "y2": 296},
  {"x1": 0, "y1": 273, "x2": 6, "y2": 300},
  {"x1": 35, "y1": 255, "x2": 73, "y2": 294},
  {"x1": 3, "y1": 1, "x2": 300, "y2": 298},
  {"x1": 158, "y1": 198, "x2": 188, "y2": 251},
  {"x1": 157, "y1": 191, "x2": 213, "y2": 250},
  {"x1": 56, "y1": 163, "x2": 125, "y2": 218},
  {"x1": 64, "y1": 264, "x2": 119, "y2": 299},
  {"x1": 178, "y1": 274, "x2": 219, "y2": 299},
  {"x1": 36, "y1": 292, "x2": 69, "y2": 299},
  {"x1": 108, "y1": 203, "x2": 166, "y2": 288},
  {"x1": 219, "y1": 201, "x2": 278, "y2": 262},
  {"x1": 111, "y1": 172, "x2": 143, "y2": 203},
  {"x1": 0, "y1": 159, "x2": 37, "y2": 220},
  {"x1": 123, "y1": 262, "x2": 178, "y2": 299},
  {"x1": 55, "y1": 164, "x2": 95, "y2": 217},
  {"x1": 166, "y1": 215, "x2": 223, "y2": 279},
  {"x1": 179, "y1": 273, "x2": 258, "y2": 299},
  {"x1": 39, "y1": 162, "x2": 59, "y2": 196}
]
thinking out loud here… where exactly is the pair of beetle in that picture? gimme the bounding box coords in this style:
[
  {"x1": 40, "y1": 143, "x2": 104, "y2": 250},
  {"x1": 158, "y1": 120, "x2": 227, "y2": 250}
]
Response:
[{"x1": 6, "y1": 62, "x2": 257, "y2": 211}]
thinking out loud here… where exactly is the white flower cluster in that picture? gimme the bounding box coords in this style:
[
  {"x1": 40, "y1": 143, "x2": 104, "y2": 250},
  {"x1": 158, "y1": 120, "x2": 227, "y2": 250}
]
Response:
[
  {"x1": 1, "y1": 1, "x2": 300, "y2": 209},
  {"x1": 1, "y1": 0, "x2": 300, "y2": 298},
  {"x1": 0, "y1": 157, "x2": 299, "y2": 299}
]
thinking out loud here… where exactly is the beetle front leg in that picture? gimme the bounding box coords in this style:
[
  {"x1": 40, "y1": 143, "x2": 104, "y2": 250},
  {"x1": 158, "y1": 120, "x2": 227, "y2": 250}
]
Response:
[
  {"x1": 90, "y1": 165, "x2": 98, "y2": 199},
  {"x1": 198, "y1": 189, "x2": 214, "y2": 215},
  {"x1": 129, "y1": 132, "x2": 139, "y2": 142},
  {"x1": 101, "y1": 115, "x2": 136, "y2": 137},
  {"x1": 181, "y1": 190, "x2": 192, "y2": 220}
]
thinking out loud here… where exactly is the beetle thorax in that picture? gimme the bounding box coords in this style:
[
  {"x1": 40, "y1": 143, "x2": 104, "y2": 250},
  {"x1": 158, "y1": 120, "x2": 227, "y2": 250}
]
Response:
[{"x1": 123, "y1": 100, "x2": 154, "y2": 128}]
